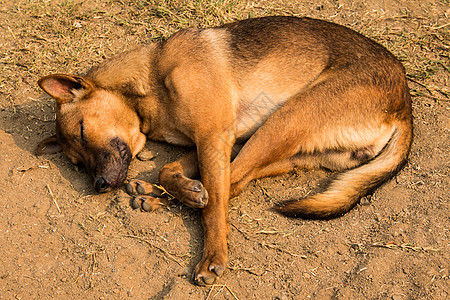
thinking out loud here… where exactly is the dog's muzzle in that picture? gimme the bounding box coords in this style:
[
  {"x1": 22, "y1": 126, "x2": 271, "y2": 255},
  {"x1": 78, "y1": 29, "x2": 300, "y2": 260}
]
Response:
[{"x1": 93, "y1": 137, "x2": 132, "y2": 193}]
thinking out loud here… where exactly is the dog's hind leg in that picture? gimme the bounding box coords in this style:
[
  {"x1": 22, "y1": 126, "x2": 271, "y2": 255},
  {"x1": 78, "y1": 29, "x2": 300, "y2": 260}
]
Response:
[
  {"x1": 230, "y1": 75, "x2": 411, "y2": 218},
  {"x1": 230, "y1": 159, "x2": 296, "y2": 198},
  {"x1": 230, "y1": 147, "x2": 329, "y2": 197},
  {"x1": 230, "y1": 89, "x2": 325, "y2": 197},
  {"x1": 230, "y1": 148, "x2": 377, "y2": 197}
]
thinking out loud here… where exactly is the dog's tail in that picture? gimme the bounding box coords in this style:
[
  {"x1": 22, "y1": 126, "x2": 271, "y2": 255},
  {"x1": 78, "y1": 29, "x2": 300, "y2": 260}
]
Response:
[{"x1": 275, "y1": 120, "x2": 412, "y2": 219}]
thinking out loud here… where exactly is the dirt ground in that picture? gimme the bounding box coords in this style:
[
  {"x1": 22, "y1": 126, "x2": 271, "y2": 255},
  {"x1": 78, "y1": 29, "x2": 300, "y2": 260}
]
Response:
[{"x1": 0, "y1": 0, "x2": 449, "y2": 299}]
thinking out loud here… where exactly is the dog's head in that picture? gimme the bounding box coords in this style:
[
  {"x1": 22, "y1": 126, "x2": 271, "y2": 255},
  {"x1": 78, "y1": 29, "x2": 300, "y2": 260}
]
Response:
[{"x1": 35, "y1": 74, "x2": 147, "y2": 193}]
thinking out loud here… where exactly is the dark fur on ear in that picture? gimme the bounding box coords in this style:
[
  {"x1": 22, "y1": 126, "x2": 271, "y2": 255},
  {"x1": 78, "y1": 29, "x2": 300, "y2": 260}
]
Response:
[{"x1": 34, "y1": 135, "x2": 62, "y2": 156}]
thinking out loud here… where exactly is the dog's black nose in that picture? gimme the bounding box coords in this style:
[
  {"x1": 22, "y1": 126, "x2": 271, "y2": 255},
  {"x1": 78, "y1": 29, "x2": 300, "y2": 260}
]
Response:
[{"x1": 95, "y1": 177, "x2": 111, "y2": 193}]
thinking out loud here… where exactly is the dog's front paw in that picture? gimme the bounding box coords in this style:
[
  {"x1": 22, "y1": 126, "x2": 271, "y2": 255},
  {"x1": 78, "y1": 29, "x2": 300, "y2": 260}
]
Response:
[
  {"x1": 175, "y1": 177, "x2": 209, "y2": 209},
  {"x1": 160, "y1": 174, "x2": 209, "y2": 208},
  {"x1": 125, "y1": 180, "x2": 165, "y2": 212},
  {"x1": 130, "y1": 195, "x2": 162, "y2": 212},
  {"x1": 125, "y1": 179, "x2": 163, "y2": 196},
  {"x1": 193, "y1": 250, "x2": 227, "y2": 285}
]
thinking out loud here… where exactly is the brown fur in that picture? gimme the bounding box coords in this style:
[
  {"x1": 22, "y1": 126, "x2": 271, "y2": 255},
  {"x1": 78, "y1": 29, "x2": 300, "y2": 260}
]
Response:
[{"x1": 35, "y1": 16, "x2": 412, "y2": 285}]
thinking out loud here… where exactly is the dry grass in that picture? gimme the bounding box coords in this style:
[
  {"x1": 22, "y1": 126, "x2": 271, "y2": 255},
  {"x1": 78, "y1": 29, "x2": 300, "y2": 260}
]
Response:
[
  {"x1": 0, "y1": 1, "x2": 449, "y2": 297},
  {"x1": 1, "y1": 0, "x2": 448, "y2": 110}
]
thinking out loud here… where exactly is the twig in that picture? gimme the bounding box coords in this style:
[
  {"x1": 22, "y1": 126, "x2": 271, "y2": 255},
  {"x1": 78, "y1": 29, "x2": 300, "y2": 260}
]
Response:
[
  {"x1": 121, "y1": 235, "x2": 184, "y2": 266},
  {"x1": 407, "y1": 76, "x2": 433, "y2": 94},
  {"x1": 206, "y1": 284, "x2": 239, "y2": 300},
  {"x1": 407, "y1": 76, "x2": 450, "y2": 102},
  {"x1": 306, "y1": 266, "x2": 317, "y2": 277},
  {"x1": 429, "y1": 22, "x2": 450, "y2": 30},
  {"x1": 7, "y1": 26, "x2": 16, "y2": 39},
  {"x1": 256, "y1": 229, "x2": 286, "y2": 235},
  {"x1": 410, "y1": 91, "x2": 449, "y2": 102},
  {"x1": 225, "y1": 285, "x2": 239, "y2": 300},
  {"x1": 23, "y1": 275, "x2": 40, "y2": 281},
  {"x1": 228, "y1": 265, "x2": 267, "y2": 276},
  {"x1": 348, "y1": 241, "x2": 441, "y2": 252},
  {"x1": 232, "y1": 223, "x2": 299, "y2": 257},
  {"x1": 260, "y1": 241, "x2": 299, "y2": 257},
  {"x1": 153, "y1": 184, "x2": 175, "y2": 199},
  {"x1": 46, "y1": 185, "x2": 61, "y2": 214},
  {"x1": 260, "y1": 186, "x2": 273, "y2": 199},
  {"x1": 231, "y1": 223, "x2": 251, "y2": 240},
  {"x1": 205, "y1": 285, "x2": 214, "y2": 300},
  {"x1": 439, "y1": 61, "x2": 450, "y2": 73}
]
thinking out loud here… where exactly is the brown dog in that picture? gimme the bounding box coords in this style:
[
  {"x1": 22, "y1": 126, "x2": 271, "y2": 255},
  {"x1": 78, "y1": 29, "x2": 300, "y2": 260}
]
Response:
[{"x1": 35, "y1": 16, "x2": 412, "y2": 285}]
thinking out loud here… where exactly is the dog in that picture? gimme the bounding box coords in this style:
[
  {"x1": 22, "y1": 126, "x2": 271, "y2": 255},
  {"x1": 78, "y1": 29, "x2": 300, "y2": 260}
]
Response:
[{"x1": 35, "y1": 16, "x2": 412, "y2": 285}]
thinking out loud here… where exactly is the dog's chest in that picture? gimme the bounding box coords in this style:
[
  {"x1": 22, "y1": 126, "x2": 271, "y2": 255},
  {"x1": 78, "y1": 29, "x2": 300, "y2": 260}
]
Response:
[
  {"x1": 235, "y1": 91, "x2": 286, "y2": 141},
  {"x1": 161, "y1": 131, "x2": 195, "y2": 146}
]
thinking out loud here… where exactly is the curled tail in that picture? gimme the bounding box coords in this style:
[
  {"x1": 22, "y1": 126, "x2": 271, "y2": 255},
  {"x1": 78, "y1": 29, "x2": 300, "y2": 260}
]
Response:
[{"x1": 276, "y1": 120, "x2": 412, "y2": 219}]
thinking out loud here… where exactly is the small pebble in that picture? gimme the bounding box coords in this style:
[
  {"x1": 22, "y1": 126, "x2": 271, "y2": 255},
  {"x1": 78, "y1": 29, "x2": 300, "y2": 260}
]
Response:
[{"x1": 137, "y1": 150, "x2": 156, "y2": 161}]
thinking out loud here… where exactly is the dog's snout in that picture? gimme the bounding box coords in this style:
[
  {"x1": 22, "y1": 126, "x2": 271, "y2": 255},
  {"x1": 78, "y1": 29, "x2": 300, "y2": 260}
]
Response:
[
  {"x1": 90, "y1": 138, "x2": 131, "y2": 193},
  {"x1": 95, "y1": 177, "x2": 111, "y2": 193}
]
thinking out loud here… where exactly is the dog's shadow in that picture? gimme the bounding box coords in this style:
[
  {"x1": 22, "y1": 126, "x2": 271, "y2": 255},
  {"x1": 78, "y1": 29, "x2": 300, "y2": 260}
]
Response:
[
  {"x1": 0, "y1": 96, "x2": 99, "y2": 194},
  {"x1": 2, "y1": 94, "x2": 230, "y2": 287}
]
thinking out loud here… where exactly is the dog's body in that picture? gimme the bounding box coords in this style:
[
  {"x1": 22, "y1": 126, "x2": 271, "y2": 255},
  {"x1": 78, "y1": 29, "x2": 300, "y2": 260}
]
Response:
[{"x1": 36, "y1": 16, "x2": 412, "y2": 285}]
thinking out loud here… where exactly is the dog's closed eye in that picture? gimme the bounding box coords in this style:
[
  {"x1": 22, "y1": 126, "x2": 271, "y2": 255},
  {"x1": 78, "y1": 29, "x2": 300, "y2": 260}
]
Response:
[{"x1": 80, "y1": 120, "x2": 86, "y2": 145}]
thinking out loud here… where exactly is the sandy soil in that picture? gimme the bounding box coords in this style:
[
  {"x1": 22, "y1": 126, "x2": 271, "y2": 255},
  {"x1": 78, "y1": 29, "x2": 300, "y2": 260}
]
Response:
[{"x1": 0, "y1": 0, "x2": 448, "y2": 299}]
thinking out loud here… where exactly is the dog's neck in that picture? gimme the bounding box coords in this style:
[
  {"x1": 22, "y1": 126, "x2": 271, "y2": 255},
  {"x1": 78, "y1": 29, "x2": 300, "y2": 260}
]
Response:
[{"x1": 86, "y1": 43, "x2": 163, "y2": 137}]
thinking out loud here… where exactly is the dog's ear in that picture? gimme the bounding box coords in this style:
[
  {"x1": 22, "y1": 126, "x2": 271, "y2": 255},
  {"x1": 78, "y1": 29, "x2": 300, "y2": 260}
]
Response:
[
  {"x1": 34, "y1": 135, "x2": 62, "y2": 156},
  {"x1": 38, "y1": 74, "x2": 95, "y2": 104}
]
